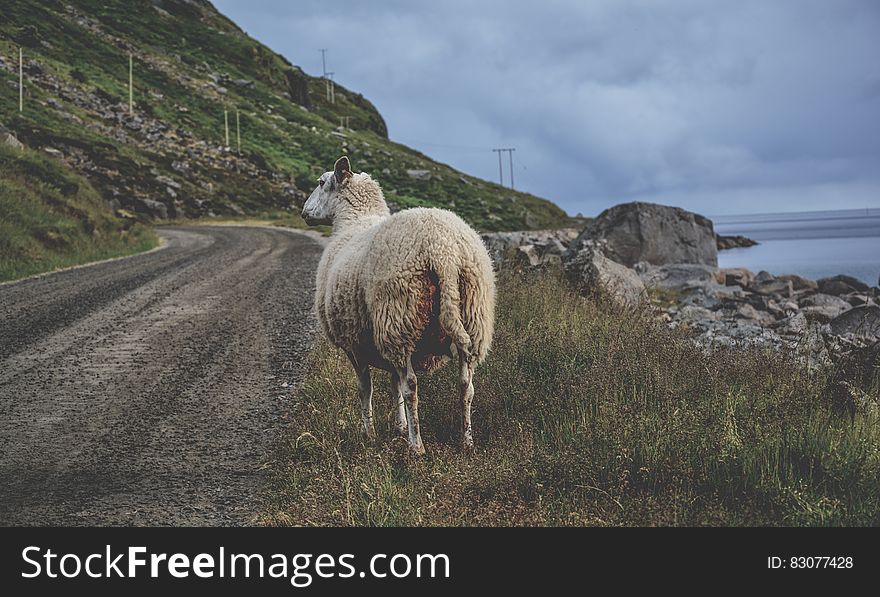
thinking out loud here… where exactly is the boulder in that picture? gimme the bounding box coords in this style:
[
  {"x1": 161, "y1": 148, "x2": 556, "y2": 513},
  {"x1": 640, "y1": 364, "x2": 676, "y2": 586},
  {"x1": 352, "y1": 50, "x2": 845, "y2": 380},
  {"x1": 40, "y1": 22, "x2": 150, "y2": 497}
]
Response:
[
  {"x1": 634, "y1": 262, "x2": 718, "y2": 290},
  {"x1": 567, "y1": 201, "x2": 718, "y2": 267},
  {"x1": 817, "y1": 275, "x2": 870, "y2": 296},
  {"x1": 734, "y1": 303, "x2": 775, "y2": 326},
  {"x1": 750, "y1": 277, "x2": 794, "y2": 298},
  {"x1": 773, "y1": 312, "x2": 809, "y2": 336},
  {"x1": 829, "y1": 305, "x2": 880, "y2": 340},
  {"x1": 800, "y1": 293, "x2": 852, "y2": 311},
  {"x1": 135, "y1": 198, "x2": 168, "y2": 219},
  {"x1": 564, "y1": 244, "x2": 645, "y2": 308},
  {"x1": 718, "y1": 267, "x2": 755, "y2": 288},
  {"x1": 0, "y1": 124, "x2": 24, "y2": 150},
  {"x1": 776, "y1": 274, "x2": 818, "y2": 292},
  {"x1": 842, "y1": 293, "x2": 873, "y2": 307},
  {"x1": 405, "y1": 169, "x2": 432, "y2": 180},
  {"x1": 482, "y1": 229, "x2": 579, "y2": 266}
]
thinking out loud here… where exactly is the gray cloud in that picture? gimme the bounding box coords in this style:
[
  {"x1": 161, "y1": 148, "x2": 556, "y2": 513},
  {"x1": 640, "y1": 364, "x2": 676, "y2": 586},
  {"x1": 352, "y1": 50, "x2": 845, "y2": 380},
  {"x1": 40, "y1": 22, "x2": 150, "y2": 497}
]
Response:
[{"x1": 213, "y1": 0, "x2": 880, "y2": 216}]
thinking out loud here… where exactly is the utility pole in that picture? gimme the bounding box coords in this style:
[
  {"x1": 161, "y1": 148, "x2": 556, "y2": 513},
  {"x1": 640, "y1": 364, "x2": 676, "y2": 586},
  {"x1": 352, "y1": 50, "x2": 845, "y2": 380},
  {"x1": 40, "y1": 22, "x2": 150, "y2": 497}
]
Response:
[
  {"x1": 319, "y1": 49, "x2": 328, "y2": 77},
  {"x1": 491, "y1": 148, "x2": 504, "y2": 187},
  {"x1": 19, "y1": 48, "x2": 23, "y2": 112},
  {"x1": 128, "y1": 53, "x2": 133, "y2": 114},
  {"x1": 236, "y1": 109, "x2": 241, "y2": 153},
  {"x1": 224, "y1": 109, "x2": 229, "y2": 147},
  {"x1": 492, "y1": 148, "x2": 516, "y2": 189}
]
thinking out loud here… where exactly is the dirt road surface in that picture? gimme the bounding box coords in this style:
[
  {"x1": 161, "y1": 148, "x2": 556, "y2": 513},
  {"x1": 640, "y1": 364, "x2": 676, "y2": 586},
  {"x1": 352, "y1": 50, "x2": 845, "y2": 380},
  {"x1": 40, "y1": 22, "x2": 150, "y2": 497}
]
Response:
[{"x1": 0, "y1": 226, "x2": 323, "y2": 525}]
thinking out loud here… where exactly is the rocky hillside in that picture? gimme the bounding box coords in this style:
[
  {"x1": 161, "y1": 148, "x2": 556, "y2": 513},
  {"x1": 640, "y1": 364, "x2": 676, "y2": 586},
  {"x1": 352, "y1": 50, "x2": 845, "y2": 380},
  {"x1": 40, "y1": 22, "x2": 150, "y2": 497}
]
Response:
[{"x1": 0, "y1": 0, "x2": 569, "y2": 231}]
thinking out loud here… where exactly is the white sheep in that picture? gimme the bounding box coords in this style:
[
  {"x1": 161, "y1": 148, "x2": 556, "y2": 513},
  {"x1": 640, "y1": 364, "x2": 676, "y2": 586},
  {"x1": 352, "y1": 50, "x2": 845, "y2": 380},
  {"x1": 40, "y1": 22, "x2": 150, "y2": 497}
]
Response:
[{"x1": 302, "y1": 157, "x2": 496, "y2": 455}]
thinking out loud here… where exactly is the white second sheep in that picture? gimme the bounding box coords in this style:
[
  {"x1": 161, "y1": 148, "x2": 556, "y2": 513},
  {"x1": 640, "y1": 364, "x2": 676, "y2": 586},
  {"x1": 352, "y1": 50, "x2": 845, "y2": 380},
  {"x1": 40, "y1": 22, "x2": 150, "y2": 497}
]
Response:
[{"x1": 302, "y1": 156, "x2": 496, "y2": 454}]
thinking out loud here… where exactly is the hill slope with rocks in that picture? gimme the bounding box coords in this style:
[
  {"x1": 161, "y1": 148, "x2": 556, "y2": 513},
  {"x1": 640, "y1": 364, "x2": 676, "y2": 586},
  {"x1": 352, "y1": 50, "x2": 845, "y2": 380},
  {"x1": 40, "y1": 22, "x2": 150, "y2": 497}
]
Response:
[{"x1": 0, "y1": 0, "x2": 569, "y2": 231}]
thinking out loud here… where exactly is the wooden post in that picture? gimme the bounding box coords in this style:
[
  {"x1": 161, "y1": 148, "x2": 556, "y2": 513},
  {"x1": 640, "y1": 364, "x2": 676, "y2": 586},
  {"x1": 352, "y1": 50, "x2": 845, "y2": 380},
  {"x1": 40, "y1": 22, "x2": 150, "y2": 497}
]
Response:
[
  {"x1": 19, "y1": 48, "x2": 23, "y2": 113},
  {"x1": 224, "y1": 109, "x2": 229, "y2": 147},
  {"x1": 236, "y1": 110, "x2": 241, "y2": 153},
  {"x1": 128, "y1": 53, "x2": 133, "y2": 114}
]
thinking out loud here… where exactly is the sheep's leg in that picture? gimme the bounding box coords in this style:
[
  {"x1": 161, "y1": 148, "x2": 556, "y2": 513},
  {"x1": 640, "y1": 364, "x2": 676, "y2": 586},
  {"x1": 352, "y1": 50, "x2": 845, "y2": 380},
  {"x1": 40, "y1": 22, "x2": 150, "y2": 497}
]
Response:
[
  {"x1": 348, "y1": 353, "x2": 374, "y2": 438},
  {"x1": 390, "y1": 371, "x2": 408, "y2": 436},
  {"x1": 459, "y1": 356, "x2": 476, "y2": 452},
  {"x1": 397, "y1": 359, "x2": 425, "y2": 455}
]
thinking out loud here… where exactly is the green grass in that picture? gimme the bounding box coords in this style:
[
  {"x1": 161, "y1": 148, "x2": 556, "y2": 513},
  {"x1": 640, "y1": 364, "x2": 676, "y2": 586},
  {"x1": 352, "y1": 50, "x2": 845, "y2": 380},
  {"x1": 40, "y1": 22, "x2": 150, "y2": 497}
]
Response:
[
  {"x1": 260, "y1": 271, "x2": 880, "y2": 526},
  {"x1": 0, "y1": 143, "x2": 157, "y2": 281}
]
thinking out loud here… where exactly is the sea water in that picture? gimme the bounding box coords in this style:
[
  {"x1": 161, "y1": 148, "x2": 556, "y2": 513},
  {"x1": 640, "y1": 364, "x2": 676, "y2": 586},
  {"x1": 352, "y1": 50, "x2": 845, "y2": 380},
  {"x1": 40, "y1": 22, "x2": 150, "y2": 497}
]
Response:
[{"x1": 714, "y1": 209, "x2": 880, "y2": 286}]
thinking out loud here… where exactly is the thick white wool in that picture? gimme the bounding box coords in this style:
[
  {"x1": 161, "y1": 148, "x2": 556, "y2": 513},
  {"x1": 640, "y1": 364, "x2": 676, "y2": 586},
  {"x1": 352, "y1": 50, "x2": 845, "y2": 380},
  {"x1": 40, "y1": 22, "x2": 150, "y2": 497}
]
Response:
[{"x1": 314, "y1": 173, "x2": 496, "y2": 369}]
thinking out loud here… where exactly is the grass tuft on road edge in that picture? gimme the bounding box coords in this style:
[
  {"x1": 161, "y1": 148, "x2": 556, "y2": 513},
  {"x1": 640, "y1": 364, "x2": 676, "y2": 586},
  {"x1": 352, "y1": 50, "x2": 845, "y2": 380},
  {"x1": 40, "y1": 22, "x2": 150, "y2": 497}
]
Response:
[
  {"x1": 0, "y1": 143, "x2": 157, "y2": 282},
  {"x1": 260, "y1": 270, "x2": 880, "y2": 526}
]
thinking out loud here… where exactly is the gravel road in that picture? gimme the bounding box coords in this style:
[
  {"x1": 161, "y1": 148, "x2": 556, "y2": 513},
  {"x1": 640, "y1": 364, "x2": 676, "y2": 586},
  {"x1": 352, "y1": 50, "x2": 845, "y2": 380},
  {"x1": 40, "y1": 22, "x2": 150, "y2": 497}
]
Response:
[{"x1": 0, "y1": 226, "x2": 323, "y2": 525}]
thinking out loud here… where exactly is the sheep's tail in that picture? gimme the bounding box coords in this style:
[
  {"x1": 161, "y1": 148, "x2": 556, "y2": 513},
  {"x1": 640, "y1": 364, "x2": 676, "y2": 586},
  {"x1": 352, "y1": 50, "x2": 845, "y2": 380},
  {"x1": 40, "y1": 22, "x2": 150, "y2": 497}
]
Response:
[{"x1": 435, "y1": 263, "x2": 471, "y2": 355}]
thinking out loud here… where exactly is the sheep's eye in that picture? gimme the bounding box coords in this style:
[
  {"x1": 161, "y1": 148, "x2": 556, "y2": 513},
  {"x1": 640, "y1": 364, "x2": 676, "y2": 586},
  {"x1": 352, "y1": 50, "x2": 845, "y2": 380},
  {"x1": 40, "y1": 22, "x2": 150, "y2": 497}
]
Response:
[{"x1": 319, "y1": 179, "x2": 324, "y2": 187}]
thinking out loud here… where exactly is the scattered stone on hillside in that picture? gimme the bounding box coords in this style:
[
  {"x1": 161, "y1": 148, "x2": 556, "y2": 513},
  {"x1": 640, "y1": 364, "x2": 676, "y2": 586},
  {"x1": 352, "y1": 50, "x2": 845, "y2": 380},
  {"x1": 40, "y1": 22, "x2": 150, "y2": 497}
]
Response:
[
  {"x1": 716, "y1": 234, "x2": 758, "y2": 250},
  {"x1": 817, "y1": 274, "x2": 870, "y2": 296},
  {"x1": 0, "y1": 125, "x2": 24, "y2": 150},
  {"x1": 136, "y1": 198, "x2": 168, "y2": 219},
  {"x1": 481, "y1": 229, "x2": 579, "y2": 266},
  {"x1": 829, "y1": 305, "x2": 880, "y2": 340},
  {"x1": 564, "y1": 243, "x2": 645, "y2": 308},
  {"x1": 567, "y1": 201, "x2": 718, "y2": 267},
  {"x1": 405, "y1": 169, "x2": 431, "y2": 180}
]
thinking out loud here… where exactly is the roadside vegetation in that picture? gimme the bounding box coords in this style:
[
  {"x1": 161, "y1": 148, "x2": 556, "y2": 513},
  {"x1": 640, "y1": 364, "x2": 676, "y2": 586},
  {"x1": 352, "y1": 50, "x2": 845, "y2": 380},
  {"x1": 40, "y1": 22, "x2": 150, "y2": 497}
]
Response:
[
  {"x1": 0, "y1": 143, "x2": 156, "y2": 282},
  {"x1": 262, "y1": 270, "x2": 880, "y2": 526}
]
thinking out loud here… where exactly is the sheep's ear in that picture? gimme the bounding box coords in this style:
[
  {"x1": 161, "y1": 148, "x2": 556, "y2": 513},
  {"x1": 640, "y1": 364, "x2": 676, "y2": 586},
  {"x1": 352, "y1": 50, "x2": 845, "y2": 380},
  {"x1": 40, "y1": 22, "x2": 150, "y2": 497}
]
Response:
[{"x1": 334, "y1": 156, "x2": 352, "y2": 184}]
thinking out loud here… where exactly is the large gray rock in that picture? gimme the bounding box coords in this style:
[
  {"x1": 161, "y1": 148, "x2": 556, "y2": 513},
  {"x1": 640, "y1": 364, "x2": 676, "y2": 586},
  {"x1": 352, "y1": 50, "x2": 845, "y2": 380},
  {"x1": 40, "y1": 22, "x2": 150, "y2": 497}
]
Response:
[
  {"x1": 829, "y1": 305, "x2": 880, "y2": 340},
  {"x1": 564, "y1": 244, "x2": 645, "y2": 308},
  {"x1": 817, "y1": 275, "x2": 870, "y2": 296},
  {"x1": 567, "y1": 201, "x2": 718, "y2": 267},
  {"x1": 799, "y1": 292, "x2": 851, "y2": 323}
]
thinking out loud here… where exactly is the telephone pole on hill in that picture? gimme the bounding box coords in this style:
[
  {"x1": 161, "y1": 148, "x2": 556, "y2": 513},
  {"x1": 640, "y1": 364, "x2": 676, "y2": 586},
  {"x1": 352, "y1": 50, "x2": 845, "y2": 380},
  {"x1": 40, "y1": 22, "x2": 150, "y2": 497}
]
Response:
[
  {"x1": 319, "y1": 49, "x2": 328, "y2": 77},
  {"x1": 492, "y1": 148, "x2": 504, "y2": 187},
  {"x1": 492, "y1": 148, "x2": 516, "y2": 188}
]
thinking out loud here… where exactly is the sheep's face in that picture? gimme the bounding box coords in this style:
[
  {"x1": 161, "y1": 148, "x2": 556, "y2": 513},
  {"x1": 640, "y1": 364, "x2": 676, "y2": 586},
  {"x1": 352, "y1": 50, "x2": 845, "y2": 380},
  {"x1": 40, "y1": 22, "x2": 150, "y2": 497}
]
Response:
[{"x1": 303, "y1": 156, "x2": 352, "y2": 225}]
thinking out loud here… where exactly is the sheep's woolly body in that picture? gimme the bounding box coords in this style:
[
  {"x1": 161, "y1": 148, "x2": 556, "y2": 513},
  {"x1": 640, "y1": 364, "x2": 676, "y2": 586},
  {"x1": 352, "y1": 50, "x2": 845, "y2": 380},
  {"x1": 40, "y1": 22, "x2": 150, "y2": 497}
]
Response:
[{"x1": 314, "y1": 173, "x2": 495, "y2": 371}]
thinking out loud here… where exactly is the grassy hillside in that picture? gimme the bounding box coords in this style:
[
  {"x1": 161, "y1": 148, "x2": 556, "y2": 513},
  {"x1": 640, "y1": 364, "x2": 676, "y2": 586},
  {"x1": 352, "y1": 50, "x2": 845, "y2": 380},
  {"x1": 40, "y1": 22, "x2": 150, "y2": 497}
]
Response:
[
  {"x1": 0, "y1": 0, "x2": 569, "y2": 232},
  {"x1": 0, "y1": 142, "x2": 156, "y2": 281},
  {"x1": 261, "y1": 272, "x2": 880, "y2": 526}
]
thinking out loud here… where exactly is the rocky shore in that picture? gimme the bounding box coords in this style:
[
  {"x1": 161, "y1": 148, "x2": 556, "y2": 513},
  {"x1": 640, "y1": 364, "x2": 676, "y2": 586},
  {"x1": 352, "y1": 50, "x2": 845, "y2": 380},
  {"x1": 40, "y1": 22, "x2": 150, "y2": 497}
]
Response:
[{"x1": 484, "y1": 201, "x2": 880, "y2": 364}]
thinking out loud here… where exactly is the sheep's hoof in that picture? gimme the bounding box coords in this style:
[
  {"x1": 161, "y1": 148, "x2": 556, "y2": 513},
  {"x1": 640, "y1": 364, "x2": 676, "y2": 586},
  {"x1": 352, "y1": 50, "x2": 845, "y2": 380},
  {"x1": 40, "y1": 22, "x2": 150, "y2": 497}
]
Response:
[{"x1": 408, "y1": 442, "x2": 426, "y2": 457}]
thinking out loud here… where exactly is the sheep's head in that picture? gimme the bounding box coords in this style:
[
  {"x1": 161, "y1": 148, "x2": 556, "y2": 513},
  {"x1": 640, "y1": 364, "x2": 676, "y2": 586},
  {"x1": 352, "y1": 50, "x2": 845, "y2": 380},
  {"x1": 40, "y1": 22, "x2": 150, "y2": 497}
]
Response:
[{"x1": 302, "y1": 156, "x2": 353, "y2": 225}]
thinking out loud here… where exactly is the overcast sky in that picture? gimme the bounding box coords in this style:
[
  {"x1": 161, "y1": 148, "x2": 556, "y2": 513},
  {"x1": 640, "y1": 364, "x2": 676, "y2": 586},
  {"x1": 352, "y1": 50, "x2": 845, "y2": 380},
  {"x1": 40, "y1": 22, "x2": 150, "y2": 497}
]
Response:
[{"x1": 213, "y1": 0, "x2": 880, "y2": 216}]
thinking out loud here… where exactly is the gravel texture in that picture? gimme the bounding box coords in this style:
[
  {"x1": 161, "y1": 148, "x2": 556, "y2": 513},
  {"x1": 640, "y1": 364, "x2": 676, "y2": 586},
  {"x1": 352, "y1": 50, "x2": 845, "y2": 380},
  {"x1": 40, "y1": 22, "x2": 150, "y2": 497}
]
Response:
[{"x1": 0, "y1": 226, "x2": 322, "y2": 525}]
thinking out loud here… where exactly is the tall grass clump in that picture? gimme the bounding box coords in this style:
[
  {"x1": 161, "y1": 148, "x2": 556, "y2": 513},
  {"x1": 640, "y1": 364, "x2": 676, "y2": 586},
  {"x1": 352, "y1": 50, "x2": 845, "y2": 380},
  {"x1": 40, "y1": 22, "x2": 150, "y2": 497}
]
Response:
[
  {"x1": 0, "y1": 143, "x2": 157, "y2": 281},
  {"x1": 262, "y1": 270, "x2": 880, "y2": 526}
]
